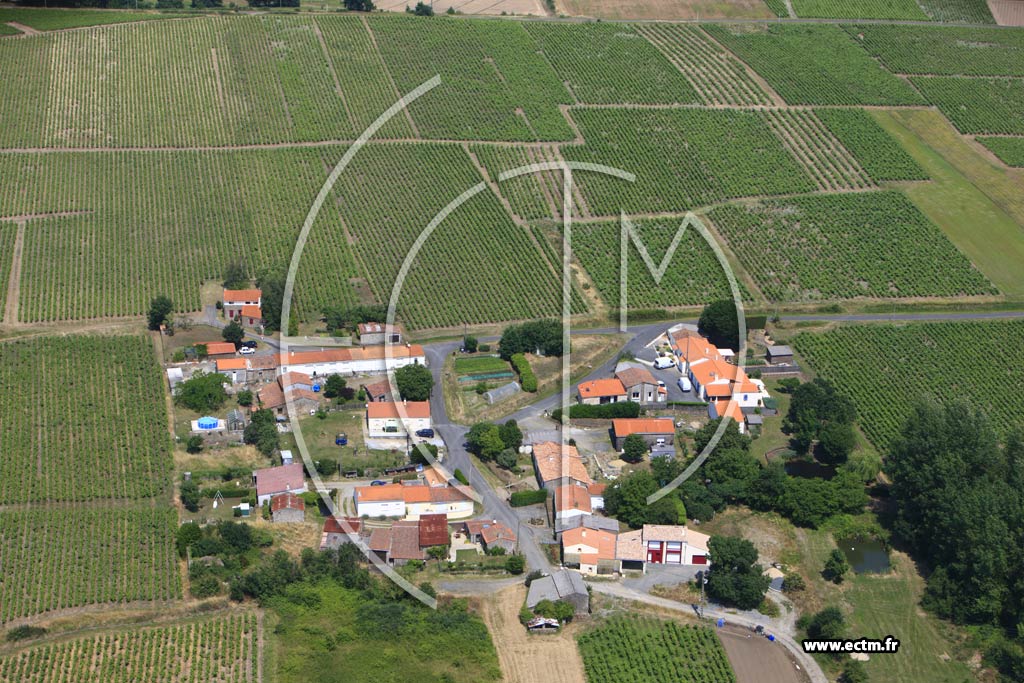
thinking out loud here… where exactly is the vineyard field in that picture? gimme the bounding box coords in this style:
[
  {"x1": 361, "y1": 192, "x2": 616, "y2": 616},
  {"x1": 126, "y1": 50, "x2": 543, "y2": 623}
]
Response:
[
  {"x1": 763, "y1": 0, "x2": 789, "y2": 16},
  {"x1": 911, "y1": 77, "x2": 1024, "y2": 135},
  {"x1": 524, "y1": 23, "x2": 700, "y2": 105},
  {"x1": 637, "y1": 24, "x2": 775, "y2": 106},
  {"x1": 705, "y1": 24, "x2": 924, "y2": 106},
  {"x1": 577, "y1": 615, "x2": 735, "y2": 683},
  {"x1": 794, "y1": 320, "x2": 1024, "y2": 449},
  {"x1": 917, "y1": 0, "x2": 995, "y2": 23},
  {"x1": 977, "y1": 137, "x2": 1024, "y2": 167},
  {"x1": 709, "y1": 191, "x2": 996, "y2": 302},
  {"x1": 763, "y1": 109, "x2": 872, "y2": 191},
  {"x1": 815, "y1": 108, "x2": 928, "y2": 181},
  {"x1": 846, "y1": 25, "x2": 1024, "y2": 77},
  {"x1": 570, "y1": 217, "x2": 739, "y2": 309},
  {"x1": 791, "y1": 0, "x2": 927, "y2": 20},
  {"x1": 469, "y1": 144, "x2": 565, "y2": 221},
  {"x1": 0, "y1": 507, "x2": 181, "y2": 623},
  {"x1": 563, "y1": 108, "x2": 814, "y2": 215},
  {"x1": 0, "y1": 8, "x2": 187, "y2": 31},
  {"x1": 0, "y1": 613, "x2": 257, "y2": 683},
  {"x1": 0, "y1": 223, "x2": 15, "y2": 319},
  {"x1": 0, "y1": 335, "x2": 171, "y2": 504}
]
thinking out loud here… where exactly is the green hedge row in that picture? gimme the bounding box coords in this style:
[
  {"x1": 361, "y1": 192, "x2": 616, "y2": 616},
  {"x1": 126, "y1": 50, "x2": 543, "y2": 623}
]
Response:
[
  {"x1": 552, "y1": 401, "x2": 641, "y2": 421},
  {"x1": 510, "y1": 489, "x2": 549, "y2": 507},
  {"x1": 511, "y1": 353, "x2": 537, "y2": 392}
]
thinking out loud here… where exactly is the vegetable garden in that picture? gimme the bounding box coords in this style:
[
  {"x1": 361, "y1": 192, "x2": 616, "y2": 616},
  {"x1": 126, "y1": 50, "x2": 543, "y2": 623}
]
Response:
[
  {"x1": 576, "y1": 615, "x2": 736, "y2": 683},
  {"x1": 0, "y1": 506, "x2": 181, "y2": 623},
  {"x1": 709, "y1": 191, "x2": 996, "y2": 302},
  {"x1": 794, "y1": 320, "x2": 1024, "y2": 449},
  {"x1": 0, "y1": 613, "x2": 256, "y2": 682},
  {"x1": 0, "y1": 335, "x2": 171, "y2": 504}
]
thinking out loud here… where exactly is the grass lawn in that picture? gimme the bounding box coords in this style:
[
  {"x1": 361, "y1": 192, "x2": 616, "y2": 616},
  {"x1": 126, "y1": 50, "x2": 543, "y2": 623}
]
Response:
[
  {"x1": 748, "y1": 378, "x2": 793, "y2": 464},
  {"x1": 872, "y1": 109, "x2": 1024, "y2": 298},
  {"x1": 287, "y1": 410, "x2": 406, "y2": 475}
]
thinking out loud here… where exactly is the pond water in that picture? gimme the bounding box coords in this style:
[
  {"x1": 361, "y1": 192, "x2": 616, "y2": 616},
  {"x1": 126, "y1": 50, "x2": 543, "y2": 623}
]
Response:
[
  {"x1": 841, "y1": 536, "x2": 891, "y2": 574},
  {"x1": 784, "y1": 459, "x2": 836, "y2": 480}
]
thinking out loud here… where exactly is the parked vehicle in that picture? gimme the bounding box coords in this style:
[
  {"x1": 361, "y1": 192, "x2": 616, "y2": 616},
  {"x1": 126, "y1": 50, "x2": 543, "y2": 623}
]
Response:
[
  {"x1": 370, "y1": 480, "x2": 387, "y2": 486},
  {"x1": 677, "y1": 377, "x2": 693, "y2": 392},
  {"x1": 239, "y1": 346, "x2": 255, "y2": 355},
  {"x1": 241, "y1": 341, "x2": 258, "y2": 349},
  {"x1": 654, "y1": 356, "x2": 674, "y2": 369},
  {"x1": 415, "y1": 428, "x2": 435, "y2": 438}
]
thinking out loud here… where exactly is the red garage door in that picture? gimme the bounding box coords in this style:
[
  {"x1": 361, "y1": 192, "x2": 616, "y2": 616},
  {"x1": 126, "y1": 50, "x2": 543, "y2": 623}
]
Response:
[{"x1": 691, "y1": 554, "x2": 707, "y2": 565}]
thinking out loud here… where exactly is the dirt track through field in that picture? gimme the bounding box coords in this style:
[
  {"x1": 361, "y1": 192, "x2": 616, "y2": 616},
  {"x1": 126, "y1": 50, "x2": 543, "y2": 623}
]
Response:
[{"x1": 479, "y1": 586, "x2": 586, "y2": 683}]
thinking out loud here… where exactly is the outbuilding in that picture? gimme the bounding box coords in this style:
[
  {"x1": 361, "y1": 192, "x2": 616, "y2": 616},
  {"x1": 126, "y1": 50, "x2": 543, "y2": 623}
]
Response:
[
  {"x1": 270, "y1": 492, "x2": 306, "y2": 523},
  {"x1": 765, "y1": 345, "x2": 794, "y2": 365}
]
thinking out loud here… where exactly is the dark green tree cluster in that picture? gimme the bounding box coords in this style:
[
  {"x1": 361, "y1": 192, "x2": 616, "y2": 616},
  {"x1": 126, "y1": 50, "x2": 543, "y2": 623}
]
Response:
[
  {"x1": 323, "y1": 304, "x2": 388, "y2": 333},
  {"x1": 222, "y1": 321, "x2": 245, "y2": 348},
  {"x1": 255, "y1": 265, "x2": 287, "y2": 333},
  {"x1": 705, "y1": 536, "x2": 770, "y2": 610},
  {"x1": 466, "y1": 420, "x2": 522, "y2": 469},
  {"x1": 147, "y1": 295, "x2": 173, "y2": 331},
  {"x1": 698, "y1": 300, "x2": 740, "y2": 351},
  {"x1": 603, "y1": 470, "x2": 684, "y2": 528},
  {"x1": 784, "y1": 379, "x2": 857, "y2": 461},
  {"x1": 394, "y1": 364, "x2": 433, "y2": 402},
  {"x1": 498, "y1": 319, "x2": 563, "y2": 360},
  {"x1": 551, "y1": 401, "x2": 641, "y2": 421},
  {"x1": 222, "y1": 260, "x2": 248, "y2": 290},
  {"x1": 174, "y1": 371, "x2": 229, "y2": 413},
  {"x1": 244, "y1": 409, "x2": 280, "y2": 457},
  {"x1": 620, "y1": 433, "x2": 649, "y2": 464},
  {"x1": 888, "y1": 400, "x2": 1024, "y2": 677},
  {"x1": 324, "y1": 374, "x2": 354, "y2": 401}
]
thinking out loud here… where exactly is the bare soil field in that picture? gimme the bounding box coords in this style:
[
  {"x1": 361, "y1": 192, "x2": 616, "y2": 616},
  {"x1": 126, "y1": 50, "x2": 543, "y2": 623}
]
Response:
[
  {"x1": 989, "y1": 0, "x2": 1024, "y2": 25},
  {"x1": 554, "y1": 0, "x2": 773, "y2": 20},
  {"x1": 479, "y1": 585, "x2": 586, "y2": 683},
  {"x1": 718, "y1": 625, "x2": 811, "y2": 683}
]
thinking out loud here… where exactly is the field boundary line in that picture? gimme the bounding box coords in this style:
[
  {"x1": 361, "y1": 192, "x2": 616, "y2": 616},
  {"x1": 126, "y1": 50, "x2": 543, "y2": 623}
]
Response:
[
  {"x1": 312, "y1": 19, "x2": 357, "y2": 135},
  {"x1": 694, "y1": 25, "x2": 788, "y2": 106},
  {"x1": 2, "y1": 219, "x2": 25, "y2": 325},
  {"x1": 360, "y1": 15, "x2": 420, "y2": 138}
]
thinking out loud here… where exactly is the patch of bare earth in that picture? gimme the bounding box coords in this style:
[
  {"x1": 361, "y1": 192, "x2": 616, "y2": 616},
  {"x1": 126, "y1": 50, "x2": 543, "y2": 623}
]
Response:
[
  {"x1": 479, "y1": 585, "x2": 586, "y2": 683},
  {"x1": 555, "y1": 0, "x2": 773, "y2": 20}
]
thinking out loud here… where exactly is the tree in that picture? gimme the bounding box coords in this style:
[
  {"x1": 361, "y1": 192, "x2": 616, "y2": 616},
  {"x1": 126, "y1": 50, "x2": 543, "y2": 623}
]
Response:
[
  {"x1": 705, "y1": 536, "x2": 770, "y2": 610},
  {"x1": 496, "y1": 448, "x2": 518, "y2": 471},
  {"x1": 694, "y1": 418, "x2": 751, "y2": 455},
  {"x1": 466, "y1": 422, "x2": 504, "y2": 462},
  {"x1": 698, "y1": 300, "x2": 740, "y2": 351},
  {"x1": 621, "y1": 434, "x2": 648, "y2": 464},
  {"x1": 804, "y1": 606, "x2": 846, "y2": 641},
  {"x1": 498, "y1": 319, "x2": 563, "y2": 360},
  {"x1": 603, "y1": 470, "x2": 658, "y2": 529},
  {"x1": 703, "y1": 449, "x2": 760, "y2": 503},
  {"x1": 147, "y1": 296, "x2": 173, "y2": 330},
  {"x1": 176, "y1": 522, "x2": 202, "y2": 557},
  {"x1": 222, "y1": 321, "x2": 244, "y2": 348},
  {"x1": 411, "y1": 1, "x2": 434, "y2": 14},
  {"x1": 464, "y1": 335, "x2": 478, "y2": 353},
  {"x1": 180, "y1": 479, "x2": 200, "y2": 513},
  {"x1": 839, "y1": 661, "x2": 868, "y2": 683},
  {"x1": 244, "y1": 409, "x2": 279, "y2": 457},
  {"x1": 823, "y1": 549, "x2": 850, "y2": 584},
  {"x1": 186, "y1": 435, "x2": 204, "y2": 454},
  {"x1": 174, "y1": 372, "x2": 229, "y2": 413},
  {"x1": 324, "y1": 374, "x2": 347, "y2": 399},
  {"x1": 222, "y1": 259, "x2": 248, "y2": 289},
  {"x1": 255, "y1": 265, "x2": 285, "y2": 333},
  {"x1": 817, "y1": 422, "x2": 856, "y2": 465},
  {"x1": 394, "y1": 364, "x2": 432, "y2": 401},
  {"x1": 237, "y1": 390, "x2": 254, "y2": 407},
  {"x1": 410, "y1": 442, "x2": 438, "y2": 466},
  {"x1": 782, "y1": 572, "x2": 805, "y2": 593},
  {"x1": 344, "y1": 0, "x2": 376, "y2": 9},
  {"x1": 323, "y1": 304, "x2": 387, "y2": 333},
  {"x1": 785, "y1": 379, "x2": 856, "y2": 455},
  {"x1": 426, "y1": 545, "x2": 447, "y2": 566},
  {"x1": 505, "y1": 554, "x2": 525, "y2": 575},
  {"x1": 499, "y1": 420, "x2": 523, "y2": 451}
]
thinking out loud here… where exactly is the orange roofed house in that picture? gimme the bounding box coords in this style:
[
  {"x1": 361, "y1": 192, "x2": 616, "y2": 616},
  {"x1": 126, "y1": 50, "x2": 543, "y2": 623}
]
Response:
[
  {"x1": 615, "y1": 524, "x2": 710, "y2": 572},
  {"x1": 353, "y1": 481, "x2": 473, "y2": 520},
  {"x1": 278, "y1": 344, "x2": 426, "y2": 377},
  {"x1": 223, "y1": 289, "x2": 262, "y2": 327},
  {"x1": 365, "y1": 401, "x2": 431, "y2": 438},
  {"x1": 532, "y1": 441, "x2": 592, "y2": 489},
  {"x1": 611, "y1": 418, "x2": 675, "y2": 450},
  {"x1": 576, "y1": 378, "x2": 626, "y2": 405},
  {"x1": 561, "y1": 527, "x2": 618, "y2": 575}
]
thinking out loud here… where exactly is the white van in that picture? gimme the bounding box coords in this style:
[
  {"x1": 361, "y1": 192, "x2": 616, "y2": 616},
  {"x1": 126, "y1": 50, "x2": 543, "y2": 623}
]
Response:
[
  {"x1": 677, "y1": 376, "x2": 693, "y2": 392},
  {"x1": 653, "y1": 356, "x2": 674, "y2": 370}
]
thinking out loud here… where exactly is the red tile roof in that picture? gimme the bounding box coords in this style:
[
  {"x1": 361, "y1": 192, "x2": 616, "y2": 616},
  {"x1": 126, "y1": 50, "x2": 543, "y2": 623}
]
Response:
[
  {"x1": 216, "y1": 358, "x2": 247, "y2": 371},
  {"x1": 366, "y1": 401, "x2": 430, "y2": 420},
  {"x1": 241, "y1": 305, "x2": 262, "y2": 319},
  {"x1": 254, "y1": 463, "x2": 305, "y2": 497},
  {"x1": 363, "y1": 379, "x2": 393, "y2": 401},
  {"x1": 205, "y1": 342, "x2": 237, "y2": 356},
  {"x1": 532, "y1": 442, "x2": 591, "y2": 486},
  {"x1": 270, "y1": 492, "x2": 305, "y2": 512},
  {"x1": 554, "y1": 485, "x2": 591, "y2": 514},
  {"x1": 223, "y1": 289, "x2": 261, "y2": 303},
  {"x1": 577, "y1": 378, "x2": 626, "y2": 399},
  {"x1": 464, "y1": 519, "x2": 517, "y2": 545},
  {"x1": 612, "y1": 418, "x2": 675, "y2": 437},
  {"x1": 418, "y1": 514, "x2": 450, "y2": 547},
  {"x1": 562, "y1": 527, "x2": 617, "y2": 565},
  {"x1": 615, "y1": 366, "x2": 657, "y2": 388},
  {"x1": 322, "y1": 516, "x2": 362, "y2": 535}
]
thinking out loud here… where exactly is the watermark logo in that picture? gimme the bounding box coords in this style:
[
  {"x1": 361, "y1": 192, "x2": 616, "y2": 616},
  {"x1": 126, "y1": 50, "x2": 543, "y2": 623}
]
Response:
[{"x1": 283, "y1": 76, "x2": 746, "y2": 605}]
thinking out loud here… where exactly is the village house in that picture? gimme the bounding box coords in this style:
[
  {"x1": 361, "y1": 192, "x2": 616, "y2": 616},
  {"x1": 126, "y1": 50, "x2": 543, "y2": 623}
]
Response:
[
  {"x1": 576, "y1": 378, "x2": 626, "y2": 405},
  {"x1": 561, "y1": 526, "x2": 618, "y2": 575},
  {"x1": 556, "y1": 513, "x2": 620, "y2": 535},
  {"x1": 319, "y1": 516, "x2": 363, "y2": 551},
  {"x1": 278, "y1": 344, "x2": 425, "y2": 377},
  {"x1": 532, "y1": 441, "x2": 592, "y2": 489},
  {"x1": 253, "y1": 463, "x2": 307, "y2": 505},
  {"x1": 223, "y1": 289, "x2": 261, "y2": 323},
  {"x1": 270, "y1": 492, "x2": 305, "y2": 523},
  {"x1": 615, "y1": 365, "x2": 666, "y2": 405},
  {"x1": 765, "y1": 344, "x2": 794, "y2": 365},
  {"x1": 204, "y1": 341, "x2": 238, "y2": 358},
  {"x1": 357, "y1": 322, "x2": 403, "y2": 346},
  {"x1": 615, "y1": 524, "x2": 711, "y2": 572},
  {"x1": 461, "y1": 519, "x2": 517, "y2": 554},
  {"x1": 368, "y1": 515, "x2": 449, "y2": 566},
  {"x1": 362, "y1": 379, "x2": 393, "y2": 402},
  {"x1": 258, "y1": 371, "x2": 320, "y2": 415},
  {"x1": 365, "y1": 400, "x2": 431, "y2": 439},
  {"x1": 611, "y1": 418, "x2": 675, "y2": 450},
  {"x1": 553, "y1": 485, "x2": 592, "y2": 523},
  {"x1": 216, "y1": 357, "x2": 248, "y2": 384},
  {"x1": 353, "y1": 481, "x2": 473, "y2": 520}
]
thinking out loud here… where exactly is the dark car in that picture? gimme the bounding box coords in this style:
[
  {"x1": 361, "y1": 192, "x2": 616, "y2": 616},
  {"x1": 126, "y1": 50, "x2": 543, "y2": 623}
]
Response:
[
  {"x1": 241, "y1": 341, "x2": 258, "y2": 349},
  {"x1": 415, "y1": 428, "x2": 435, "y2": 438},
  {"x1": 370, "y1": 480, "x2": 387, "y2": 486}
]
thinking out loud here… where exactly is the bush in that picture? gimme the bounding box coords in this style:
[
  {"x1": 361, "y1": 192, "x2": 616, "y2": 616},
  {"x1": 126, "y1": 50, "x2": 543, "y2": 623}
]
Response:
[
  {"x1": 519, "y1": 605, "x2": 535, "y2": 625},
  {"x1": 621, "y1": 433, "x2": 648, "y2": 463},
  {"x1": 511, "y1": 353, "x2": 537, "y2": 392},
  {"x1": 782, "y1": 572, "x2": 806, "y2": 592},
  {"x1": 174, "y1": 371, "x2": 229, "y2": 413},
  {"x1": 237, "y1": 389, "x2": 254, "y2": 406},
  {"x1": 496, "y1": 448, "x2": 518, "y2": 470},
  {"x1": 478, "y1": 343, "x2": 491, "y2": 352},
  {"x1": 464, "y1": 336, "x2": 478, "y2": 353},
  {"x1": 524, "y1": 569, "x2": 544, "y2": 587},
  {"x1": 510, "y1": 489, "x2": 548, "y2": 507},
  {"x1": 823, "y1": 548, "x2": 850, "y2": 584},
  {"x1": 453, "y1": 469, "x2": 469, "y2": 486},
  {"x1": 181, "y1": 479, "x2": 200, "y2": 512},
  {"x1": 186, "y1": 435, "x2": 204, "y2": 454},
  {"x1": 5, "y1": 626, "x2": 47, "y2": 643},
  {"x1": 551, "y1": 401, "x2": 641, "y2": 421},
  {"x1": 505, "y1": 554, "x2": 525, "y2": 574},
  {"x1": 190, "y1": 573, "x2": 223, "y2": 598}
]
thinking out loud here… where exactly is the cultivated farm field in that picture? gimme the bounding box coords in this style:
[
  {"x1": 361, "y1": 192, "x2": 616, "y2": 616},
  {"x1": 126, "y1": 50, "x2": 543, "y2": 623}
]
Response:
[{"x1": 0, "y1": 613, "x2": 257, "y2": 683}]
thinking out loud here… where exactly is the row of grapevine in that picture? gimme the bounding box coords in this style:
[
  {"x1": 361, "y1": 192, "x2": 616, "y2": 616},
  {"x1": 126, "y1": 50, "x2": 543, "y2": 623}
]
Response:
[
  {"x1": 523, "y1": 22, "x2": 700, "y2": 105},
  {"x1": 637, "y1": 24, "x2": 775, "y2": 107},
  {"x1": 705, "y1": 24, "x2": 924, "y2": 106},
  {"x1": 814, "y1": 108, "x2": 928, "y2": 181},
  {"x1": 469, "y1": 144, "x2": 586, "y2": 222},
  {"x1": 790, "y1": 0, "x2": 928, "y2": 20},
  {"x1": 794, "y1": 320, "x2": 1024, "y2": 449},
  {"x1": 0, "y1": 335, "x2": 171, "y2": 504},
  {"x1": 709, "y1": 191, "x2": 997, "y2": 302},
  {"x1": 0, "y1": 506, "x2": 181, "y2": 623},
  {"x1": 0, "y1": 613, "x2": 257, "y2": 683},
  {"x1": 977, "y1": 136, "x2": 1024, "y2": 167},
  {"x1": 916, "y1": 0, "x2": 996, "y2": 23},
  {"x1": 563, "y1": 107, "x2": 814, "y2": 216},
  {"x1": 0, "y1": 222, "x2": 14, "y2": 320},
  {"x1": 910, "y1": 76, "x2": 1024, "y2": 135},
  {"x1": 763, "y1": 0, "x2": 789, "y2": 17},
  {"x1": 0, "y1": 8, "x2": 184, "y2": 31},
  {"x1": 569, "y1": 216, "x2": 739, "y2": 309},
  {"x1": 844, "y1": 25, "x2": 1024, "y2": 77},
  {"x1": 370, "y1": 16, "x2": 573, "y2": 141},
  {"x1": 577, "y1": 615, "x2": 735, "y2": 683},
  {"x1": 763, "y1": 109, "x2": 872, "y2": 191}
]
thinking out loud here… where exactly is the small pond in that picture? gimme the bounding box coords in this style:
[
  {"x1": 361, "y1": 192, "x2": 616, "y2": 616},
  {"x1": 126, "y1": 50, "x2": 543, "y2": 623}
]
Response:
[
  {"x1": 784, "y1": 459, "x2": 836, "y2": 480},
  {"x1": 840, "y1": 536, "x2": 891, "y2": 574}
]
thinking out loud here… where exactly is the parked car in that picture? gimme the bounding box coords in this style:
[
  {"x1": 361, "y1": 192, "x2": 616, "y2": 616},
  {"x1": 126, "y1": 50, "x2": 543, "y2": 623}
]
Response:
[
  {"x1": 241, "y1": 341, "x2": 258, "y2": 349},
  {"x1": 677, "y1": 377, "x2": 693, "y2": 392},
  {"x1": 653, "y1": 356, "x2": 674, "y2": 369},
  {"x1": 415, "y1": 428, "x2": 435, "y2": 438},
  {"x1": 239, "y1": 346, "x2": 255, "y2": 355},
  {"x1": 370, "y1": 480, "x2": 388, "y2": 486}
]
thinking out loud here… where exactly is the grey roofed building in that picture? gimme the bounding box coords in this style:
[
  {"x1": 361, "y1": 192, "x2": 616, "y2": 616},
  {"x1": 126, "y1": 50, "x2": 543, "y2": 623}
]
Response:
[
  {"x1": 555, "y1": 514, "x2": 621, "y2": 535},
  {"x1": 650, "y1": 444, "x2": 676, "y2": 459},
  {"x1": 526, "y1": 569, "x2": 589, "y2": 615},
  {"x1": 765, "y1": 345, "x2": 794, "y2": 363}
]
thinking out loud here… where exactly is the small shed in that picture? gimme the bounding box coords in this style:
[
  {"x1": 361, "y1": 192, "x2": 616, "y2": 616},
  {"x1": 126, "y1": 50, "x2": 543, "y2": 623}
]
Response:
[
  {"x1": 650, "y1": 444, "x2": 676, "y2": 459},
  {"x1": 280, "y1": 450, "x2": 294, "y2": 466},
  {"x1": 484, "y1": 381, "x2": 520, "y2": 405},
  {"x1": 765, "y1": 345, "x2": 794, "y2": 365},
  {"x1": 226, "y1": 408, "x2": 246, "y2": 431},
  {"x1": 166, "y1": 367, "x2": 184, "y2": 389},
  {"x1": 270, "y1": 492, "x2": 305, "y2": 523},
  {"x1": 526, "y1": 570, "x2": 589, "y2": 615}
]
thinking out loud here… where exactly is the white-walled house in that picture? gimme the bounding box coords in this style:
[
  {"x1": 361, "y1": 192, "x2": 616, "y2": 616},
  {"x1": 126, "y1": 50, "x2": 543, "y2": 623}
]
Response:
[
  {"x1": 616, "y1": 524, "x2": 710, "y2": 572},
  {"x1": 253, "y1": 463, "x2": 307, "y2": 506},
  {"x1": 223, "y1": 289, "x2": 261, "y2": 321},
  {"x1": 353, "y1": 482, "x2": 473, "y2": 520},
  {"x1": 365, "y1": 401, "x2": 431, "y2": 438},
  {"x1": 278, "y1": 345, "x2": 425, "y2": 377}
]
